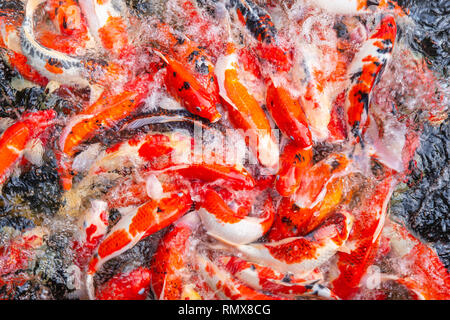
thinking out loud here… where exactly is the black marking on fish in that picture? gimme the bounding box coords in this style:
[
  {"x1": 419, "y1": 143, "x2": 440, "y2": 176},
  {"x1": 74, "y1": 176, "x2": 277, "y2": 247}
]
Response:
[{"x1": 228, "y1": 0, "x2": 277, "y2": 44}]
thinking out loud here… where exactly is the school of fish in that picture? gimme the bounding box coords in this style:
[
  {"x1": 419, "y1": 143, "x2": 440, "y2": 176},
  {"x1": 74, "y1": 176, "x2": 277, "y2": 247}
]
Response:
[{"x1": 0, "y1": 0, "x2": 448, "y2": 300}]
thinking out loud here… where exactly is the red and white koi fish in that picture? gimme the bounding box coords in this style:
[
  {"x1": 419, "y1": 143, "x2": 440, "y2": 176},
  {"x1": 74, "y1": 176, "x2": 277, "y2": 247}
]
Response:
[
  {"x1": 39, "y1": 0, "x2": 91, "y2": 55},
  {"x1": 225, "y1": 211, "x2": 353, "y2": 276},
  {"x1": 0, "y1": 109, "x2": 56, "y2": 186},
  {"x1": 275, "y1": 142, "x2": 313, "y2": 197},
  {"x1": 85, "y1": 176, "x2": 192, "y2": 299},
  {"x1": 194, "y1": 251, "x2": 287, "y2": 300},
  {"x1": 95, "y1": 266, "x2": 152, "y2": 300},
  {"x1": 150, "y1": 212, "x2": 204, "y2": 300},
  {"x1": 78, "y1": 0, "x2": 130, "y2": 56},
  {"x1": 380, "y1": 221, "x2": 450, "y2": 300},
  {"x1": 310, "y1": 0, "x2": 407, "y2": 16},
  {"x1": 218, "y1": 255, "x2": 338, "y2": 299},
  {"x1": 21, "y1": 0, "x2": 127, "y2": 92},
  {"x1": 330, "y1": 174, "x2": 396, "y2": 299},
  {"x1": 78, "y1": 130, "x2": 255, "y2": 191},
  {"x1": 21, "y1": 0, "x2": 95, "y2": 87},
  {"x1": 215, "y1": 42, "x2": 279, "y2": 168},
  {"x1": 265, "y1": 80, "x2": 312, "y2": 148},
  {"x1": 84, "y1": 131, "x2": 191, "y2": 175},
  {"x1": 198, "y1": 188, "x2": 275, "y2": 244},
  {"x1": 345, "y1": 15, "x2": 397, "y2": 146}
]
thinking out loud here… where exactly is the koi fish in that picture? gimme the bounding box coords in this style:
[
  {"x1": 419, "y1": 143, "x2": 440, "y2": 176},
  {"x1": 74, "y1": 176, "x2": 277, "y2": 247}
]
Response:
[
  {"x1": 271, "y1": 175, "x2": 351, "y2": 240},
  {"x1": 154, "y1": 49, "x2": 221, "y2": 123},
  {"x1": 275, "y1": 142, "x2": 313, "y2": 197},
  {"x1": 345, "y1": 15, "x2": 397, "y2": 146},
  {"x1": 266, "y1": 80, "x2": 312, "y2": 148},
  {"x1": 21, "y1": 0, "x2": 125, "y2": 91},
  {"x1": 380, "y1": 221, "x2": 450, "y2": 300},
  {"x1": 71, "y1": 200, "x2": 109, "y2": 268},
  {"x1": 0, "y1": 12, "x2": 49, "y2": 86},
  {"x1": 194, "y1": 251, "x2": 287, "y2": 300},
  {"x1": 39, "y1": 0, "x2": 92, "y2": 55},
  {"x1": 45, "y1": 0, "x2": 88, "y2": 36},
  {"x1": 226, "y1": 0, "x2": 289, "y2": 69},
  {"x1": 78, "y1": 0, "x2": 130, "y2": 56},
  {"x1": 330, "y1": 174, "x2": 396, "y2": 299},
  {"x1": 219, "y1": 255, "x2": 338, "y2": 299}
]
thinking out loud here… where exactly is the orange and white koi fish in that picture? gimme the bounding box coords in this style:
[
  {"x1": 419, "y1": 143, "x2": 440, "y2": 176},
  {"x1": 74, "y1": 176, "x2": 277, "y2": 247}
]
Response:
[
  {"x1": 78, "y1": 0, "x2": 130, "y2": 56},
  {"x1": 150, "y1": 212, "x2": 204, "y2": 300},
  {"x1": 219, "y1": 256, "x2": 338, "y2": 299},
  {"x1": 198, "y1": 188, "x2": 275, "y2": 244},
  {"x1": 86, "y1": 176, "x2": 192, "y2": 299},
  {"x1": 226, "y1": 211, "x2": 353, "y2": 276},
  {"x1": 380, "y1": 221, "x2": 450, "y2": 300},
  {"x1": 215, "y1": 42, "x2": 279, "y2": 168},
  {"x1": 195, "y1": 251, "x2": 287, "y2": 300},
  {"x1": 330, "y1": 174, "x2": 396, "y2": 299},
  {"x1": 0, "y1": 109, "x2": 56, "y2": 186},
  {"x1": 0, "y1": 11, "x2": 48, "y2": 86},
  {"x1": 345, "y1": 15, "x2": 396, "y2": 146}
]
